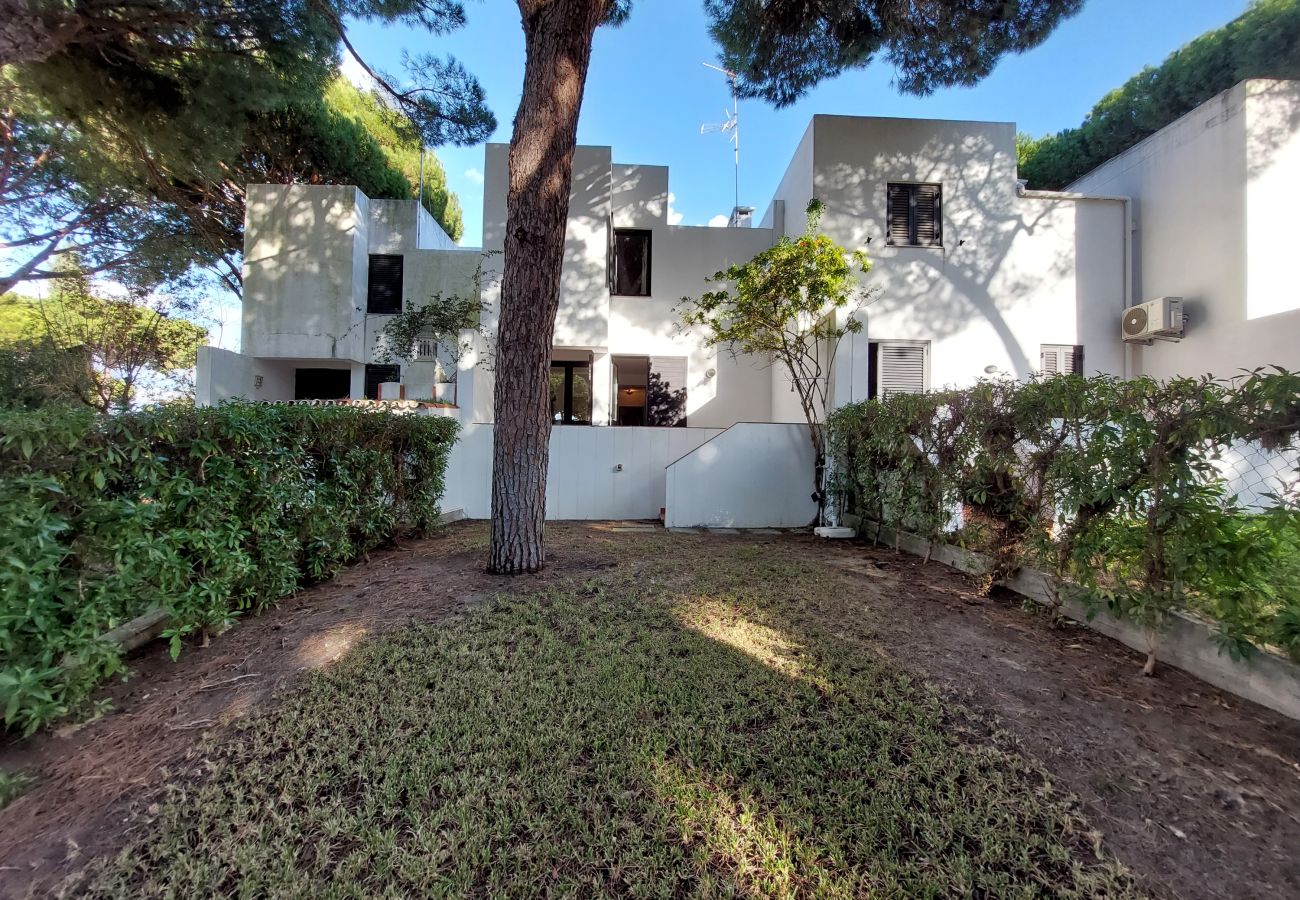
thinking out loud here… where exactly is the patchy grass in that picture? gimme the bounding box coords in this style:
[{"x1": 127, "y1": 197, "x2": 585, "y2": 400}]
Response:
[
  {"x1": 69, "y1": 537, "x2": 1134, "y2": 897},
  {"x1": 0, "y1": 768, "x2": 32, "y2": 809}
]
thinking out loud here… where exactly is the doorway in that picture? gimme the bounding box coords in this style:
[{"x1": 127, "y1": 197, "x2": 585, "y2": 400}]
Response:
[
  {"x1": 364, "y1": 363, "x2": 401, "y2": 400},
  {"x1": 549, "y1": 359, "x2": 592, "y2": 424},
  {"x1": 612, "y1": 356, "x2": 648, "y2": 426}
]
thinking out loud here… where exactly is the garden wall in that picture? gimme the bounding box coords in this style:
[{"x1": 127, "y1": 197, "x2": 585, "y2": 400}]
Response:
[
  {"x1": 443, "y1": 423, "x2": 725, "y2": 520},
  {"x1": 664, "y1": 423, "x2": 818, "y2": 528},
  {"x1": 860, "y1": 520, "x2": 1300, "y2": 722}
]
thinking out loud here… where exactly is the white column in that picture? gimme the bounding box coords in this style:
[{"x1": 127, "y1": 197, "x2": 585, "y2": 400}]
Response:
[
  {"x1": 830, "y1": 309, "x2": 871, "y2": 410},
  {"x1": 455, "y1": 327, "x2": 478, "y2": 425},
  {"x1": 591, "y1": 350, "x2": 612, "y2": 425}
]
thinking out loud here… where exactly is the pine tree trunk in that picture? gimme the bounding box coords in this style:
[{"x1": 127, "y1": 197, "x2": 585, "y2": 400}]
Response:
[{"x1": 488, "y1": 0, "x2": 606, "y2": 574}]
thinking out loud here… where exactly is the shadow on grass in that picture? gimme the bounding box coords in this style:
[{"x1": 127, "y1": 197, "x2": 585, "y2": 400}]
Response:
[{"x1": 67, "y1": 538, "x2": 1134, "y2": 898}]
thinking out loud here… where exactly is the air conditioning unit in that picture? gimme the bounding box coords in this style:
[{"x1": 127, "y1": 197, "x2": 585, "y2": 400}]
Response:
[{"x1": 1122, "y1": 297, "x2": 1184, "y2": 342}]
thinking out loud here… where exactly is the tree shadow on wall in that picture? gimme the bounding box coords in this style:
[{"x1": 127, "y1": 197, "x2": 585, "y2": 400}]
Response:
[{"x1": 648, "y1": 370, "x2": 687, "y2": 427}]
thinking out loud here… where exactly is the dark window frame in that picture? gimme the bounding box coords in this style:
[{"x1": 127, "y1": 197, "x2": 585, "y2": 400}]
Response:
[
  {"x1": 886, "y1": 182, "x2": 943, "y2": 248},
  {"x1": 364, "y1": 363, "x2": 401, "y2": 399},
  {"x1": 610, "y1": 228, "x2": 652, "y2": 297},
  {"x1": 550, "y1": 360, "x2": 593, "y2": 425},
  {"x1": 367, "y1": 254, "x2": 404, "y2": 314},
  {"x1": 294, "y1": 367, "x2": 351, "y2": 401}
]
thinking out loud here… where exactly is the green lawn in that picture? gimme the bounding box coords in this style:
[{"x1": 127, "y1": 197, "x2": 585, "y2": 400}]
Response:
[{"x1": 71, "y1": 539, "x2": 1133, "y2": 898}]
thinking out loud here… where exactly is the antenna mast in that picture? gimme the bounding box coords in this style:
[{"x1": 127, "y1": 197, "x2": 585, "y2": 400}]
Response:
[
  {"x1": 417, "y1": 146, "x2": 425, "y2": 245},
  {"x1": 700, "y1": 62, "x2": 740, "y2": 212}
]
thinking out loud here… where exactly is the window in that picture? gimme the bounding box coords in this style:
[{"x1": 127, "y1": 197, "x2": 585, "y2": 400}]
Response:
[
  {"x1": 867, "y1": 340, "x2": 930, "y2": 399},
  {"x1": 367, "y1": 254, "x2": 403, "y2": 314},
  {"x1": 887, "y1": 183, "x2": 942, "y2": 247},
  {"x1": 365, "y1": 363, "x2": 400, "y2": 399},
  {"x1": 1040, "y1": 344, "x2": 1084, "y2": 376},
  {"x1": 295, "y1": 368, "x2": 350, "y2": 400},
  {"x1": 549, "y1": 360, "x2": 592, "y2": 424},
  {"x1": 611, "y1": 229, "x2": 651, "y2": 296}
]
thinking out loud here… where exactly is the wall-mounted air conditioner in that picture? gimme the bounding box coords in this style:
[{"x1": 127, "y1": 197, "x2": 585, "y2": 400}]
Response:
[{"x1": 1122, "y1": 297, "x2": 1185, "y2": 342}]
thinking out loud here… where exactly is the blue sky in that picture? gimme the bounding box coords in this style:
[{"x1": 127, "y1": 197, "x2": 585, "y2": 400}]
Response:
[{"x1": 347, "y1": 0, "x2": 1250, "y2": 245}]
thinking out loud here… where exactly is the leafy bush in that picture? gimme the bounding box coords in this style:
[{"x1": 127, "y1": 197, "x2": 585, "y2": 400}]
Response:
[
  {"x1": 1018, "y1": 0, "x2": 1300, "y2": 189},
  {"x1": 828, "y1": 370, "x2": 1300, "y2": 672},
  {"x1": 0, "y1": 403, "x2": 457, "y2": 735}
]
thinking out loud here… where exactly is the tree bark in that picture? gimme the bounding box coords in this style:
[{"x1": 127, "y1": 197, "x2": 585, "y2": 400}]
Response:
[{"x1": 488, "y1": 0, "x2": 606, "y2": 574}]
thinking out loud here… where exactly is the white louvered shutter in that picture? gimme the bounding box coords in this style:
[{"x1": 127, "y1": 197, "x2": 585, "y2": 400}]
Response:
[
  {"x1": 877, "y1": 343, "x2": 928, "y2": 397},
  {"x1": 647, "y1": 356, "x2": 688, "y2": 426},
  {"x1": 1063, "y1": 345, "x2": 1082, "y2": 374},
  {"x1": 1040, "y1": 347, "x2": 1059, "y2": 375},
  {"x1": 1040, "y1": 344, "x2": 1083, "y2": 376}
]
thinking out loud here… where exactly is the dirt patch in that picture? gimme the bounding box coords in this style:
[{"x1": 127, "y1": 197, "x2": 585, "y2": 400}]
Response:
[
  {"x1": 811, "y1": 536, "x2": 1300, "y2": 900},
  {"x1": 2, "y1": 524, "x2": 1298, "y2": 899}
]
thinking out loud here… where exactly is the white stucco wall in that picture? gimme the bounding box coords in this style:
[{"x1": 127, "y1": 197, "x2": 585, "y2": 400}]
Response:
[
  {"x1": 1069, "y1": 79, "x2": 1300, "y2": 380},
  {"x1": 482, "y1": 143, "x2": 613, "y2": 349},
  {"x1": 664, "y1": 423, "x2": 818, "y2": 528},
  {"x1": 808, "y1": 115, "x2": 1128, "y2": 390},
  {"x1": 225, "y1": 187, "x2": 483, "y2": 403},
  {"x1": 760, "y1": 121, "x2": 815, "y2": 238},
  {"x1": 609, "y1": 222, "x2": 778, "y2": 427},
  {"x1": 242, "y1": 184, "x2": 369, "y2": 363},
  {"x1": 442, "y1": 423, "x2": 725, "y2": 519},
  {"x1": 368, "y1": 199, "x2": 456, "y2": 253},
  {"x1": 479, "y1": 143, "x2": 779, "y2": 428},
  {"x1": 362, "y1": 246, "x2": 484, "y2": 381},
  {"x1": 1244, "y1": 80, "x2": 1300, "y2": 349},
  {"x1": 195, "y1": 347, "x2": 253, "y2": 407}
]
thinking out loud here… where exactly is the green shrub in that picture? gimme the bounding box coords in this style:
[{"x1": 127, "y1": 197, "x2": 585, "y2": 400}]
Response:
[
  {"x1": 0, "y1": 402, "x2": 457, "y2": 735},
  {"x1": 828, "y1": 370, "x2": 1300, "y2": 672},
  {"x1": 1018, "y1": 0, "x2": 1300, "y2": 189}
]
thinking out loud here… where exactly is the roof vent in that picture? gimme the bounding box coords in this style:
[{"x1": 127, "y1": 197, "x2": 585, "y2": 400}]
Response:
[{"x1": 728, "y1": 206, "x2": 755, "y2": 228}]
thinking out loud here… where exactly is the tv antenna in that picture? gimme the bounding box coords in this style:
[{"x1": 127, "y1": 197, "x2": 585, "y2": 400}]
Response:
[{"x1": 700, "y1": 62, "x2": 740, "y2": 213}]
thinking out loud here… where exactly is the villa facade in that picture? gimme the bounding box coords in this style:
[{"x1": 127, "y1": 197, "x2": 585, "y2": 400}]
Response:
[
  {"x1": 199, "y1": 109, "x2": 1137, "y2": 419},
  {"x1": 195, "y1": 79, "x2": 1299, "y2": 525}
]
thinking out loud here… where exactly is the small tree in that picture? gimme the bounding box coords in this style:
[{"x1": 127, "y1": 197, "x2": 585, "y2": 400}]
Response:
[
  {"x1": 19, "y1": 257, "x2": 207, "y2": 412},
  {"x1": 678, "y1": 199, "x2": 872, "y2": 520},
  {"x1": 376, "y1": 253, "x2": 495, "y2": 385}
]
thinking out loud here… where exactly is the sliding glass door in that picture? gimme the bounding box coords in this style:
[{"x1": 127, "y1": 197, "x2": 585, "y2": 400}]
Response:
[{"x1": 549, "y1": 360, "x2": 592, "y2": 424}]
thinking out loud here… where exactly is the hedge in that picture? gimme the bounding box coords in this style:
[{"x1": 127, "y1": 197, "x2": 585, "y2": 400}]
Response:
[
  {"x1": 0, "y1": 403, "x2": 458, "y2": 736},
  {"x1": 827, "y1": 370, "x2": 1300, "y2": 672},
  {"x1": 1018, "y1": 0, "x2": 1300, "y2": 190}
]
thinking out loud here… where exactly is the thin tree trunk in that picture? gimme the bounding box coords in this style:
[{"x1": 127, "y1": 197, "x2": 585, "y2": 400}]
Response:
[{"x1": 488, "y1": 0, "x2": 606, "y2": 574}]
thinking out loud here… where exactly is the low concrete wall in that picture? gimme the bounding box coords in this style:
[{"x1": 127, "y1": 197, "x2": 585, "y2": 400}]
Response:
[
  {"x1": 859, "y1": 520, "x2": 1300, "y2": 722},
  {"x1": 664, "y1": 423, "x2": 818, "y2": 528},
  {"x1": 195, "y1": 347, "x2": 253, "y2": 407},
  {"x1": 443, "y1": 424, "x2": 725, "y2": 520}
]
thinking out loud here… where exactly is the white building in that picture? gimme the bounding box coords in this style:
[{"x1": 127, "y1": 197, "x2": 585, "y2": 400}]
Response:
[
  {"x1": 1069, "y1": 79, "x2": 1300, "y2": 380},
  {"x1": 197, "y1": 79, "x2": 1299, "y2": 524}
]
